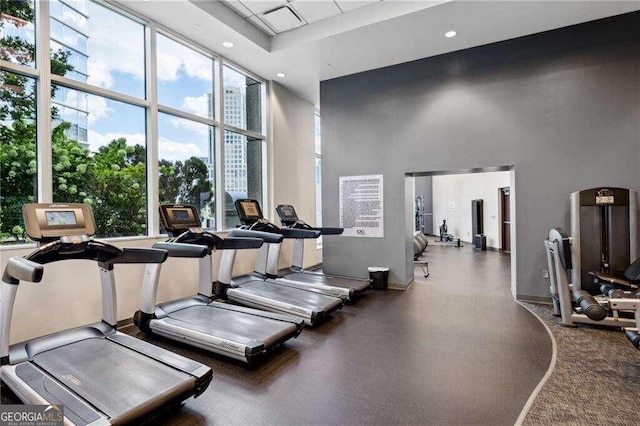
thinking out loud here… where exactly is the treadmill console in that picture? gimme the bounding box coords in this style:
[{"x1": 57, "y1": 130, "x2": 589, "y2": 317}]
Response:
[
  {"x1": 275, "y1": 205, "x2": 299, "y2": 227},
  {"x1": 235, "y1": 199, "x2": 264, "y2": 225},
  {"x1": 23, "y1": 203, "x2": 96, "y2": 241},
  {"x1": 159, "y1": 205, "x2": 203, "y2": 233}
]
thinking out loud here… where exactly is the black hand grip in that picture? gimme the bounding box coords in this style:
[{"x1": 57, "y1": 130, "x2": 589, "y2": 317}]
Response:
[
  {"x1": 228, "y1": 229, "x2": 284, "y2": 244},
  {"x1": 111, "y1": 248, "x2": 169, "y2": 264},
  {"x1": 281, "y1": 228, "x2": 321, "y2": 239},
  {"x1": 153, "y1": 242, "x2": 209, "y2": 258},
  {"x1": 217, "y1": 237, "x2": 263, "y2": 250},
  {"x1": 2, "y1": 257, "x2": 44, "y2": 285},
  {"x1": 314, "y1": 227, "x2": 344, "y2": 235}
]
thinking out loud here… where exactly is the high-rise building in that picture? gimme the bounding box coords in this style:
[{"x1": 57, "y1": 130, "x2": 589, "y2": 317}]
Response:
[
  {"x1": 50, "y1": 0, "x2": 89, "y2": 149},
  {"x1": 224, "y1": 86, "x2": 247, "y2": 194}
]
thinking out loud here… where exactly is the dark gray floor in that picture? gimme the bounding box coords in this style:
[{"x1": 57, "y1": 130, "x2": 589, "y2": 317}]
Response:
[{"x1": 2, "y1": 245, "x2": 552, "y2": 425}]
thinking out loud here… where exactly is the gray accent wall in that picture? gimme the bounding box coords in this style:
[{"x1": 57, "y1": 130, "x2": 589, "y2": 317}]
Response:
[{"x1": 320, "y1": 12, "x2": 640, "y2": 298}]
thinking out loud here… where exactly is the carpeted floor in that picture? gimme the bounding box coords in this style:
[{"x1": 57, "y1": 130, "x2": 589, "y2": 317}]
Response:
[{"x1": 521, "y1": 302, "x2": 640, "y2": 425}]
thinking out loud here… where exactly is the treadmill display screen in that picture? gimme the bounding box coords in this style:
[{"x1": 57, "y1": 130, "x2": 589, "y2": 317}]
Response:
[
  {"x1": 172, "y1": 209, "x2": 191, "y2": 221},
  {"x1": 280, "y1": 206, "x2": 297, "y2": 221},
  {"x1": 45, "y1": 211, "x2": 77, "y2": 226},
  {"x1": 240, "y1": 201, "x2": 261, "y2": 219}
]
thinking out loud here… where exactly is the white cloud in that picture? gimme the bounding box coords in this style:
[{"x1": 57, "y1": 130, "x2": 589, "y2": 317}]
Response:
[
  {"x1": 86, "y1": 2, "x2": 145, "y2": 90},
  {"x1": 87, "y1": 96, "x2": 113, "y2": 124},
  {"x1": 169, "y1": 116, "x2": 210, "y2": 137},
  {"x1": 157, "y1": 35, "x2": 213, "y2": 83},
  {"x1": 181, "y1": 94, "x2": 211, "y2": 117},
  {"x1": 158, "y1": 137, "x2": 205, "y2": 162},
  {"x1": 87, "y1": 130, "x2": 145, "y2": 154}
]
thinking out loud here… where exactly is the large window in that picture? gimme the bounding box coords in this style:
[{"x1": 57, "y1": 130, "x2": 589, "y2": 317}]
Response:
[
  {"x1": 224, "y1": 130, "x2": 262, "y2": 229},
  {"x1": 52, "y1": 85, "x2": 147, "y2": 237},
  {"x1": 157, "y1": 34, "x2": 214, "y2": 119},
  {"x1": 223, "y1": 65, "x2": 262, "y2": 134},
  {"x1": 158, "y1": 112, "x2": 215, "y2": 228},
  {"x1": 0, "y1": 71, "x2": 37, "y2": 243},
  {"x1": 50, "y1": 0, "x2": 145, "y2": 98},
  {"x1": 1, "y1": 0, "x2": 267, "y2": 244},
  {"x1": 0, "y1": 0, "x2": 36, "y2": 68}
]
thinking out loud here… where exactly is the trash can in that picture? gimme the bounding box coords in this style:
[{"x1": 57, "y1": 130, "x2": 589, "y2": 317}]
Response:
[{"x1": 368, "y1": 267, "x2": 390, "y2": 290}]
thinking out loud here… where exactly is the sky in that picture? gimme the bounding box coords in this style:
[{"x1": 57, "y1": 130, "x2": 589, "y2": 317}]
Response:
[{"x1": 56, "y1": 0, "x2": 256, "y2": 162}]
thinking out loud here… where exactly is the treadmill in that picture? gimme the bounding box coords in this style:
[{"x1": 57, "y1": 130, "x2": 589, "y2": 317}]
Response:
[
  {"x1": 275, "y1": 204, "x2": 372, "y2": 301},
  {"x1": 231, "y1": 199, "x2": 366, "y2": 302},
  {"x1": 134, "y1": 204, "x2": 304, "y2": 364},
  {"x1": 211, "y1": 208, "x2": 343, "y2": 327},
  {"x1": 1, "y1": 203, "x2": 212, "y2": 425}
]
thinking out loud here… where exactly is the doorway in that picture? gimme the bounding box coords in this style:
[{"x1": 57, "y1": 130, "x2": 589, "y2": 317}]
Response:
[
  {"x1": 500, "y1": 187, "x2": 511, "y2": 253},
  {"x1": 407, "y1": 166, "x2": 516, "y2": 295}
]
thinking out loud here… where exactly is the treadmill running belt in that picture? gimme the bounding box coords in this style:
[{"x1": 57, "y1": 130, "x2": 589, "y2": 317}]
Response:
[
  {"x1": 167, "y1": 306, "x2": 297, "y2": 347},
  {"x1": 233, "y1": 280, "x2": 341, "y2": 310},
  {"x1": 33, "y1": 337, "x2": 193, "y2": 421},
  {"x1": 282, "y1": 272, "x2": 370, "y2": 290}
]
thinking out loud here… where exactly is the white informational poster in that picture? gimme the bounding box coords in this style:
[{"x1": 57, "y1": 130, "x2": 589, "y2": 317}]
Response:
[{"x1": 339, "y1": 174, "x2": 384, "y2": 238}]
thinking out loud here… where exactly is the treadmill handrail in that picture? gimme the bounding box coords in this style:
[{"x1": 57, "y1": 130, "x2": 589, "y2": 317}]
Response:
[
  {"x1": 24, "y1": 240, "x2": 168, "y2": 268},
  {"x1": 2, "y1": 257, "x2": 44, "y2": 285},
  {"x1": 217, "y1": 237, "x2": 264, "y2": 250},
  {"x1": 281, "y1": 228, "x2": 321, "y2": 239},
  {"x1": 153, "y1": 242, "x2": 209, "y2": 258},
  {"x1": 228, "y1": 229, "x2": 284, "y2": 244},
  {"x1": 174, "y1": 229, "x2": 223, "y2": 249}
]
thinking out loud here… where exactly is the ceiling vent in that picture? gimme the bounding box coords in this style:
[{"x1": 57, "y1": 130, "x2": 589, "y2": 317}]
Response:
[{"x1": 261, "y1": 6, "x2": 304, "y2": 33}]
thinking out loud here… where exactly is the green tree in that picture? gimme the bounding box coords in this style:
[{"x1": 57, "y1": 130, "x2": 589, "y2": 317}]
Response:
[{"x1": 159, "y1": 157, "x2": 213, "y2": 210}]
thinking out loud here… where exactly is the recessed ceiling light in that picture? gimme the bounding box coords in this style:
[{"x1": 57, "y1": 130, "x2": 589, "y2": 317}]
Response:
[
  {"x1": 276, "y1": 72, "x2": 286, "y2": 78},
  {"x1": 195, "y1": 24, "x2": 202, "y2": 30},
  {"x1": 445, "y1": 30, "x2": 457, "y2": 38},
  {"x1": 223, "y1": 41, "x2": 234, "y2": 48}
]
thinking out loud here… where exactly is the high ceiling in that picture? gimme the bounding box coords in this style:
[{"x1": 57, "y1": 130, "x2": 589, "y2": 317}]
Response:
[
  {"x1": 222, "y1": 0, "x2": 390, "y2": 35},
  {"x1": 121, "y1": 1, "x2": 640, "y2": 107}
]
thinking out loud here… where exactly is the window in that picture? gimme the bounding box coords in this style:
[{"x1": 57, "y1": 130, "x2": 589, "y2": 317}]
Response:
[
  {"x1": 0, "y1": 71, "x2": 37, "y2": 244},
  {"x1": 1, "y1": 0, "x2": 268, "y2": 242},
  {"x1": 51, "y1": 85, "x2": 147, "y2": 238},
  {"x1": 224, "y1": 130, "x2": 262, "y2": 229},
  {"x1": 0, "y1": 0, "x2": 36, "y2": 67},
  {"x1": 158, "y1": 112, "x2": 215, "y2": 228},
  {"x1": 223, "y1": 65, "x2": 262, "y2": 133},
  {"x1": 315, "y1": 113, "x2": 322, "y2": 247},
  {"x1": 157, "y1": 34, "x2": 214, "y2": 118},
  {"x1": 50, "y1": 0, "x2": 145, "y2": 98}
]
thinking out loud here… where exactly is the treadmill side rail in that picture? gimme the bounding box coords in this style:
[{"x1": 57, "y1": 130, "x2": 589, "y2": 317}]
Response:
[{"x1": 2, "y1": 363, "x2": 110, "y2": 426}]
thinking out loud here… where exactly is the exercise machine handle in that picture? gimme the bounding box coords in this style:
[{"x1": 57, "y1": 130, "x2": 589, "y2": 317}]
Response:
[
  {"x1": 2, "y1": 257, "x2": 44, "y2": 285},
  {"x1": 228, "y1": 229, "x2": 284, "y2": 244},
  {"x1": 153, "y1": 242, "x2": 209, "y2": 258}
]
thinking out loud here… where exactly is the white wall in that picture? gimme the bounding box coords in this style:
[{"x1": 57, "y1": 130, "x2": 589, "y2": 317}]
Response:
[
  {"x1": 269, "y1": 82, "x2": 322, "y2": 269},
  {"x1": 432, "y1": 171, "x2": 510, "y2": 248},
  {"x1": 0, "y1": 83, "x2": 320, "y2": 344}
]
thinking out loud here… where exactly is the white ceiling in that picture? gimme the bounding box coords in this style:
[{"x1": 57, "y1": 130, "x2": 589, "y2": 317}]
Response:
[
  {"x1": 222, "y1": 0, "x2": 384, "y2": 35},
  {"x1": 119, "y1": 1, "x2": 640, "y2": 107}
]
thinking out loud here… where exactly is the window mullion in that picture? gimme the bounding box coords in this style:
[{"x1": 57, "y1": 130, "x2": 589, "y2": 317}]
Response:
[
  {"x1": 36, "y1": 0, "x2": 52, "y2": 203},
  {"x1": 215, "y1": 58, "x2": 225, "y2": 231},
  {"x1": 146, "y1": 22, "x2": 159, "y2": 236}
]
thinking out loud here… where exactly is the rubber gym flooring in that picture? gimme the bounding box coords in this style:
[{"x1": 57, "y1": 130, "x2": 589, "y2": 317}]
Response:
[
  {"x1": 1, "y1": 245, "x2": 552, "y2": 424},
  {"x1": 131, "y1": 245, "x2": 551, "y2": 425}
]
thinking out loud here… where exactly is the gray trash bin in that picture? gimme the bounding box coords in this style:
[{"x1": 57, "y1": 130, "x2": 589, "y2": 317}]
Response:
[{"x1": 368, "y1": 267, "x2": 389, "y2": 290}]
